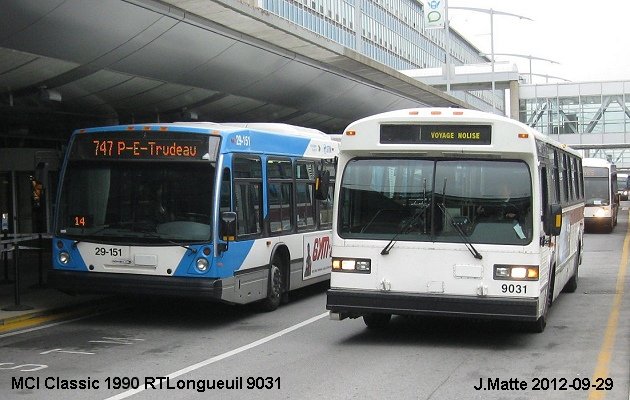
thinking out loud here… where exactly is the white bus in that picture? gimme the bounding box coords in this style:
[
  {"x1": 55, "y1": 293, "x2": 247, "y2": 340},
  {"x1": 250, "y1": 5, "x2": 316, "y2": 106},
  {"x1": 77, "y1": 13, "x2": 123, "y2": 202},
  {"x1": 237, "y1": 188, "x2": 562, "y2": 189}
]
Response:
[
  {"x1": 326, "y1": 108, "x2": 584, "y2": 332},
  {"x1": 583, "y1": 157, "x2": 619, "y2": 232}
]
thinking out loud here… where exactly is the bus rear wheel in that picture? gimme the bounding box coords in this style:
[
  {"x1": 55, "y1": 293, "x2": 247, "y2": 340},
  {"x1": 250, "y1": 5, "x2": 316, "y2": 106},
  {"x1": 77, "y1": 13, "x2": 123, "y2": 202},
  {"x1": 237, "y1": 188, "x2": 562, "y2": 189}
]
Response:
[
  {"x1": 258, "y1": 260, "x2": 283, "y2": 312},
  {"x1": 363, "y1": 313, "x2": 391, "y2": 329},
  {"x1": 563, "y1": 245, "x2": 580, "y2": 293}
]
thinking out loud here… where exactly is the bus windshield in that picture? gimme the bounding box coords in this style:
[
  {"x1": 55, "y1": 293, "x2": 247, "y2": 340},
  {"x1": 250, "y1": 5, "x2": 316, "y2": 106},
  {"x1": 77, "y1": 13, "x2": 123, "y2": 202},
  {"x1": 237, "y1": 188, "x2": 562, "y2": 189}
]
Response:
[
  {"x1": 338, "y1": 158, "x2": 532, "y2": 245},
  {"x1": 55, "y1": 161, "x2": 215, "y2": 243},
  {"x1": 584, "y1": 174, "x2": 610, "y2": 205}
]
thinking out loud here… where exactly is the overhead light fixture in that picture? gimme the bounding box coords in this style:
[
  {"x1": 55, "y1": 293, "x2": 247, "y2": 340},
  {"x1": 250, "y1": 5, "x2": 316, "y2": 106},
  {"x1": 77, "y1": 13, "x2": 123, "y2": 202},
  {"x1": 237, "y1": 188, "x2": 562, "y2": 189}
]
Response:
[
  {"x1": 39, "y1": 87, "x2": 62, "y2": 102},
  {"x1": 181, "y1": 109, "x2": 198, "y2": 121}
]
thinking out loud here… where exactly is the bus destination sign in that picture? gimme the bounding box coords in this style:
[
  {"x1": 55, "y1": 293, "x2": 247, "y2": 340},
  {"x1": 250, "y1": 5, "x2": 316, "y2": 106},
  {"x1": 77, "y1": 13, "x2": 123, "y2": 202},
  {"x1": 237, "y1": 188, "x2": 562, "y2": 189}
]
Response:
[
  {"x1": 70, "y1": 132, "x2": 217, "y2": 161},
  {"x1": 380, "y1": 124, "x2": 492, "y2": 145}
]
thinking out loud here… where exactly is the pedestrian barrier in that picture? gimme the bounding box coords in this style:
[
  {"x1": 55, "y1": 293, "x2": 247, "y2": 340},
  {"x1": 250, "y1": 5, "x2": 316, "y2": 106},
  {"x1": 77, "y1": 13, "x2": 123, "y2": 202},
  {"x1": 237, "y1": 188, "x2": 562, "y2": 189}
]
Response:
[{"x1": 1, "y1": 233, "x2": 51, "y2": 312}]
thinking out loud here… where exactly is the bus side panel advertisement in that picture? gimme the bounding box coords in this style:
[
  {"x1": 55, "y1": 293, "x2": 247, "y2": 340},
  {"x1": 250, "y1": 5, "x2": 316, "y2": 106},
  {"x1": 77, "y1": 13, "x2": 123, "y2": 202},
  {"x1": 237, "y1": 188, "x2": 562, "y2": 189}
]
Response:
[{"x1": 303, "y1": 232, "x2": 332, "y2": 280}]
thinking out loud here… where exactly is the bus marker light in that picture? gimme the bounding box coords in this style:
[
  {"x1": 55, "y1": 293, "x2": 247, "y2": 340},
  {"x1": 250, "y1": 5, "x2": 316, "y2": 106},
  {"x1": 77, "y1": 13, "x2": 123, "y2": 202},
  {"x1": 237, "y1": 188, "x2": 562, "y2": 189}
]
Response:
[
  {"x1": 345, "y1": 130, "x2": 356, "y2": 136},
  {"x1": 409, "y1": 110, "x2": 419, "y2": 115},
  {"x1": 527, "y1": 268, "x2": 539, "y2": 279},
  {"x1": 453, "y1": 111, "x2": 464, "y2": 115},
  {"x1": 518, "y1": 133, "x2": 529, "y2": 139},
  {"x1": 430, "y1": 111, "x2": 442, "y2": 115},
  {"x1": 203, "y1": 247, "x2": 211, "y2": 256}
]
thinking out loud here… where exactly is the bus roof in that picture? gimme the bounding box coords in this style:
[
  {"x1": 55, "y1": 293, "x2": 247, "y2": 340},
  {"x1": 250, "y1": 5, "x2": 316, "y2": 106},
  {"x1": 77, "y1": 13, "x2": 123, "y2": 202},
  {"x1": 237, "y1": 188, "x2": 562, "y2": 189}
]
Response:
[
  {"x1": 71, "y1": 122, "x2": 339, "y2": 159},
  {"x1": 340, "y1": 108, "x2": 580, "y2": 157},
  {"x1": 74, "y1": 122, "x2": 329, "y2": 139}
]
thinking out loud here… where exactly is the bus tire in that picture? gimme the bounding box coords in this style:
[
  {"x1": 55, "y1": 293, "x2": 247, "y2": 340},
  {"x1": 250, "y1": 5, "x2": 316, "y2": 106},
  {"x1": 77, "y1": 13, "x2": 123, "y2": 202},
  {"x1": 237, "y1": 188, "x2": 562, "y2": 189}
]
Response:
[
  {"x1": 258, "y1": 259, "x2": 283, "y2": 312},
  {"x1": 563, "y1": 247, "x2": 580, "y2": 293},
  {"x1": 363, "y1": 313, "x2": 391, "y2": 329},
  {"x1": 526, "y1": 267, "x2": 554, "y2": 333}
]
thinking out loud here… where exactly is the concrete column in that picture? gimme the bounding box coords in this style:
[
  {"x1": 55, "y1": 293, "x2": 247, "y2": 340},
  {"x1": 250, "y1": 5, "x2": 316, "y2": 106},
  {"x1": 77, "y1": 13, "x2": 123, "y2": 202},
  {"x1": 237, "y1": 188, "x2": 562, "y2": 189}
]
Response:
[{"x1": 509, "y1": 80, "x2": 520, "y2": 121}]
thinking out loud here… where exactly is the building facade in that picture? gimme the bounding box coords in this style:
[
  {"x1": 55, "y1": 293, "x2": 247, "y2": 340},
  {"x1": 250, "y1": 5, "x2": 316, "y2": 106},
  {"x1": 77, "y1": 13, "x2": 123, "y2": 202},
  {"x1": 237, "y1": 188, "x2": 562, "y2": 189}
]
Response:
[{"x1": 258, "y1": 0, "x2": 502, "y2": 112}]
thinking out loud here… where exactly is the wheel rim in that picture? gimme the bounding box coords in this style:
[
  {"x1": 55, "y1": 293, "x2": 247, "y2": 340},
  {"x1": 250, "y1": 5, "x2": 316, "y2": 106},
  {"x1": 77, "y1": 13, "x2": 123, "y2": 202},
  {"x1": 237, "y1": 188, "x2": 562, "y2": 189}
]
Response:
[{"x1": 270, "y1": 265, "x2": 282, "y2": 300}]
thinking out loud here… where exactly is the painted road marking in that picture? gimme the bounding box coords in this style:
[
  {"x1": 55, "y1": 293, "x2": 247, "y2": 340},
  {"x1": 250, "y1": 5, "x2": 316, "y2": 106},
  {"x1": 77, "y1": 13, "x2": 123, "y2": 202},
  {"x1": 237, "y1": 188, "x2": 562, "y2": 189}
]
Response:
[
  {"x1": 104, "y1": 311, "x2": 329, "y2": 400},
  {"x1": 89, "y1": 337, "x2": 145, "y2": 345},
  {"x1": 40, "y1": 348, "x2": 95, "y2": 356},
  {"x1": 588, "y1": 210, "x2": 629, "y2": 400},
  {"x1": 0, "y1": 363, "x2": 47, "y2": 372}
]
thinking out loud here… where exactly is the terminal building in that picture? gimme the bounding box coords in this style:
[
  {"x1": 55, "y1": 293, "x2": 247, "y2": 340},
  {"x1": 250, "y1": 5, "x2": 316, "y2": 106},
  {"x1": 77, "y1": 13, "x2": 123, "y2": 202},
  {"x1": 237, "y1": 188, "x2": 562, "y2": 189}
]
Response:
[
  {"x1": 0, "y1": 0, "x2": 627, "y2": 237},
  {"x1": 519, "y1": 81, "x2": 630, "y2": 167}
]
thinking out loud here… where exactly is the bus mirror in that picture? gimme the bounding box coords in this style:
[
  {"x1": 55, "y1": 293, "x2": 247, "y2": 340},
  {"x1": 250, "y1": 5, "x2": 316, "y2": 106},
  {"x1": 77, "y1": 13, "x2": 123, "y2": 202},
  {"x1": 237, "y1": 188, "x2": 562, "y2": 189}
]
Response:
[
  {"x1": 220, "y1": 211, "x2": 237, "y2": 241},
  {"x1": 314, "y1": 170, "x2": 330, "y2": 200},
  {"x1": 545, "y1": 204, "x2": 562, "y2": 236}
]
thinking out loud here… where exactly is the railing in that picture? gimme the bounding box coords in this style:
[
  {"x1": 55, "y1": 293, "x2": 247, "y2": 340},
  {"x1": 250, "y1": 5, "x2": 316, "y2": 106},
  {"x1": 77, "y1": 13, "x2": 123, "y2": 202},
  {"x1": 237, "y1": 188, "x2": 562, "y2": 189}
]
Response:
[{"x1": 1, "y1": 233, "x2": 52, "y2": 311}]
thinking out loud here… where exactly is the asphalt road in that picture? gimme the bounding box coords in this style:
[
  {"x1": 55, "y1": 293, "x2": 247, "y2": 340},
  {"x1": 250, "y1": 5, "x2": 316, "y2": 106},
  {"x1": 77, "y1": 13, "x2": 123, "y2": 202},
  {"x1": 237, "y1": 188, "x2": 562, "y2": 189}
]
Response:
[{"x1": 0, "y1": 210, "x2": 628, "y2": 400}]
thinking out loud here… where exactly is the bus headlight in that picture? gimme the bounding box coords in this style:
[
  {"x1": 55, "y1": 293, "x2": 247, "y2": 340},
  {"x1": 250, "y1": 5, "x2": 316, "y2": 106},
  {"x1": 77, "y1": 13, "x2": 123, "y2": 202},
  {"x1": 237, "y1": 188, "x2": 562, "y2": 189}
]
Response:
[
  {"x1": 332, "y1": 257, "x2": 371, "y2": 273},
  {"x1": 494, "y1": 265, "x2": 538, "y2": 281},
  {"x1": 196, "y1": 258, "x2": 209, "y2": 272},
  {"x1": 594, "y1": 208, "x2": 608, "y2": 218},
  {"x1": 58, "y1": 251, "x2": 70, "y2": 265}
]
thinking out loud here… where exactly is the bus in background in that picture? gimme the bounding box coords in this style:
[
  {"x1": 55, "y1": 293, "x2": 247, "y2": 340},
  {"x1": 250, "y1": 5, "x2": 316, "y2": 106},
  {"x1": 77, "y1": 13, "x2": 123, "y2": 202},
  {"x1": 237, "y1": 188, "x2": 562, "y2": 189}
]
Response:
[
  {"x1": 50, "y1": 122, "x2": 337, "y2": 311},
  {"x1": 583, "y1": 158, "x2": 619, "y2": 232},
  {"x1": 326, "y1": 108, "x2": 584, "y2": 333},
  {"x1": 616, "y1": 172, "x2": 628, "y2": 201}
]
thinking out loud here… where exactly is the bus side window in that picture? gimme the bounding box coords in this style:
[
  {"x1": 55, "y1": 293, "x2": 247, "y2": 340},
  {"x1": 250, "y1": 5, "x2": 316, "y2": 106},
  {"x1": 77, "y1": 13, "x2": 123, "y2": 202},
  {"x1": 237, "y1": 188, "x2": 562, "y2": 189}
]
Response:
[
  {"x1": 540, "y1": 165, "x2": 549, "y2": 223},
  {"x1": 318, "y1": 160, "x2": 335, "y2": 229},
  {"x1": 220, "y1": 168, "x2": 231, "y2": 213},
  {"x1": 233, "y1": 156, "x2": 263, "y2": 237},
  {"x1": 296, "y1": 161, "x2": 316, "y2": 230},
  {"x1": 267, "y1": 158, "x2": 293, "y2": 234}
]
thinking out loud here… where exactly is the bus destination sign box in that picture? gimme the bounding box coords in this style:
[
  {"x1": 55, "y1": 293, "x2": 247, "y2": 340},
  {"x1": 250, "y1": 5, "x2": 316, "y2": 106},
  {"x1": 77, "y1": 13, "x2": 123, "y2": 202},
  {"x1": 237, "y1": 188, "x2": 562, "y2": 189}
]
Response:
[
  {"x1": 70, "y1": 132, "x2": 216, "y2": 161},
  {"x1": 380, "y1": 124, "x2": 492, "y2": 145}
]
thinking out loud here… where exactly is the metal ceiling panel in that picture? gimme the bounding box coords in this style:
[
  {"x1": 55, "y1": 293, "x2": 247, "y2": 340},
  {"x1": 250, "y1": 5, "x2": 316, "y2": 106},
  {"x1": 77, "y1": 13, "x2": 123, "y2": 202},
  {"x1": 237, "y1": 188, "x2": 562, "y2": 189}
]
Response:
[
  {"x1": 0, "y1": 0, "x2": 165, "y2": 64},
  {"x1": 95, "y1": 77, "x2": 164, "y2": 106},
  {"x1": 109, "y1": 19, "x2": 237, "y2": 82},
  {"x1": 0, "y1": 56, "x2": 77, "y2": 91},
  {"x1": 148, "y1": 87, "x2": 221, "y2": 112}
]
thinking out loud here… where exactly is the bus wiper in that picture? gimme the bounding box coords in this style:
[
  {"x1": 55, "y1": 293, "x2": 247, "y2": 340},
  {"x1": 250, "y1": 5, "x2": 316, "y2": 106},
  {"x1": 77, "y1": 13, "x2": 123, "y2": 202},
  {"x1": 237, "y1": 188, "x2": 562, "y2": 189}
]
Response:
[
  {"x1": 381, "y1": 204, "x2": 429, "y2": 255},
  {"x1": 439, "y1": 178, "x2": 482, "y2": 260},
  {"x1": 137, "y1": 228, "x2": 198, "y2": 254}
]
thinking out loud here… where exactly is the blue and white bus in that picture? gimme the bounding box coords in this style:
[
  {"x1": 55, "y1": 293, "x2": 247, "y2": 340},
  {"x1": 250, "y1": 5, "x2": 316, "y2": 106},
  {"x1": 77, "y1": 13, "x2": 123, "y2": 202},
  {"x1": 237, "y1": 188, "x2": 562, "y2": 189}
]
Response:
[
  {"x1": 327, "y1": 108, "x2": 584, "y2": 332},
  {"x1": 50, "y1": 122, "x2": 338, "y2": 310}
]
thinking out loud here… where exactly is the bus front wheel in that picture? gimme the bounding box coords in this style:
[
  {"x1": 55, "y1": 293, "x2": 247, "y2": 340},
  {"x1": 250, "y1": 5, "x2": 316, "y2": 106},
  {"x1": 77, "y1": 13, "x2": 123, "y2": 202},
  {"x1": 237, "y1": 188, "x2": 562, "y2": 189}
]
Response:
[
  {"x1": 526, "y1": 267, "x2": 554, "y2": 333},
  {"x1": 258, "y1": 260, "x2": 283, "y2": 312}
]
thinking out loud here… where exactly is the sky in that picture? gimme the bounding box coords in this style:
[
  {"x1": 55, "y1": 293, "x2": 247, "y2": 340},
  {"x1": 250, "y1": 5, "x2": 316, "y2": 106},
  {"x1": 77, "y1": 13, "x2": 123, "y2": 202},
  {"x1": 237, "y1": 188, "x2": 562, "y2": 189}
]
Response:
[{"x1": 445, "y1": 0, "x2": 630, "y2": 83}]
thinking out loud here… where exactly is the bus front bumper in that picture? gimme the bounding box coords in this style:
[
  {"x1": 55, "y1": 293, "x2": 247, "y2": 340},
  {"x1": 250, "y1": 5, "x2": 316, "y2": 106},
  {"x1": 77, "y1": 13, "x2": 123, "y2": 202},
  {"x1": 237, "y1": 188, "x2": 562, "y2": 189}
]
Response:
[
  {"x1": 49, "y1": 270, "x2": 225, "y2": 301},
  {"x1": 326, "y1": 288, "x2": 539, "y2": 321}
]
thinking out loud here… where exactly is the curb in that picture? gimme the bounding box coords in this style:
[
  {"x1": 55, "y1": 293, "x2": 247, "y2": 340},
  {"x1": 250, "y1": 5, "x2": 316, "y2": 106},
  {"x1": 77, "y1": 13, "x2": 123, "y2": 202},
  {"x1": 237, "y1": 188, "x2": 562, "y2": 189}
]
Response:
[{"x1": 0, "y1": 297, "x2": 123, "y2": 334}]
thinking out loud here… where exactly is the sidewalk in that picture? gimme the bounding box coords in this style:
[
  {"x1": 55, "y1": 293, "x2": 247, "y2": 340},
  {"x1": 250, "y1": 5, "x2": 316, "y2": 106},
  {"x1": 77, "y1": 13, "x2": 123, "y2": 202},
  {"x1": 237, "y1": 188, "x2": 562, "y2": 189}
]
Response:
[{"x1": 0, "y1": 240, "x2": 113, "y2": 334}]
